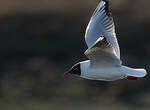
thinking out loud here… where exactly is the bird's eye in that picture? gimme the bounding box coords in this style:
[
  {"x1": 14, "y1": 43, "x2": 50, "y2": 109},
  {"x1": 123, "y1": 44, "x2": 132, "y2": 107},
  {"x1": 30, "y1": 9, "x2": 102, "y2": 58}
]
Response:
[
  {"x1": 74, "y1": 68, "x2": 78, "y2": 71},
  {"x1": 74, "y1": 68, "x2": 77, "y2": 70}
]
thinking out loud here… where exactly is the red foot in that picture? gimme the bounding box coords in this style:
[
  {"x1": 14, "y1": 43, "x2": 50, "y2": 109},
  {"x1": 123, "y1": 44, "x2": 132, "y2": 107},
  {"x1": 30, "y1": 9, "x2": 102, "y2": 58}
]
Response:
[{"x1": 127, "y1": 76, "x2": 138, "y2": 80}]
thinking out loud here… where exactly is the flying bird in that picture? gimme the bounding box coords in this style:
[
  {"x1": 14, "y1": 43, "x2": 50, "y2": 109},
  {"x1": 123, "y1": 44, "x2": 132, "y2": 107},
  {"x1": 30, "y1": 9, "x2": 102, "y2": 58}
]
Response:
[{"x1": 64, "y1": 0, "x2": 147, "y2": 81}]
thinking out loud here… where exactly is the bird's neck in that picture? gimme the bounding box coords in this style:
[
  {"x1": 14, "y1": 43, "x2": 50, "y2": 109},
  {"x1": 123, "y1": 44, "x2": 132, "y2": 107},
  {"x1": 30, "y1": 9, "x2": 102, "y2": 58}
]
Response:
[{"x1": 80, "y1": 60, "x2": 91, "y2": 77}]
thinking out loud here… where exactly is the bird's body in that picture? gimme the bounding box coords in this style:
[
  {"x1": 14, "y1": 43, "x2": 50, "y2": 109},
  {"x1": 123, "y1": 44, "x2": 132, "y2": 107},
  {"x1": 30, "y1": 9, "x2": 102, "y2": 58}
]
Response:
[
  {"x1": 80, "y1": 60, "x2": 146, "y2": 81},
  {"x1": 80, "y1": 60, "x2": 125, "y2": 81},
  {"x1": 64, "y1": 0, "x2": 147, "y2": 81}
]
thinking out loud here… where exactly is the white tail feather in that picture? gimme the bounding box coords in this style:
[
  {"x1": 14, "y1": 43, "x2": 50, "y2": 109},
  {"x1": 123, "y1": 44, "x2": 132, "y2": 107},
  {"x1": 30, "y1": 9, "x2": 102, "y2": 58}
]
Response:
[{"x1": 120, "y1": 66, "x2": 147, "y2": 78}]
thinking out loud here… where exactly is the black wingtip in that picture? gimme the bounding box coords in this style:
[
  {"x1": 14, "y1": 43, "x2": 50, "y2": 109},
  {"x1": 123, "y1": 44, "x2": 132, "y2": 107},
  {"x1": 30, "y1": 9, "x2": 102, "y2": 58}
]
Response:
[
  {"x1": 103, "y1": 0, "x2": 112, "y2": 17},
  {"x1": 92, "y1": 0, "x2": 112, "y2": 18},
  {"x1": 102, "y1": 0, "x2": 108, "y2": 2}
]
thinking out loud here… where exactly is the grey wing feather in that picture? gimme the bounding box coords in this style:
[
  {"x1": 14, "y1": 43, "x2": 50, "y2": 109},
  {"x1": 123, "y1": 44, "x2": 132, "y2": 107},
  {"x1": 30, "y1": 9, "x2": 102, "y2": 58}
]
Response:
[
  {"x1": 85, "y1": 36, "x2": 121, "y2": 67},
  {"x1": 85, "y1": 0, "x2": 120, "y2": 59}
]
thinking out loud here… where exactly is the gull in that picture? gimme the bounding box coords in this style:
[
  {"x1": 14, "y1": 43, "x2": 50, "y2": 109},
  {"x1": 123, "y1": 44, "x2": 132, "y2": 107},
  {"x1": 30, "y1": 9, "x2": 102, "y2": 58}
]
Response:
[{"x1": 64, "y1": 0, "x2": 147, "y2": 81}]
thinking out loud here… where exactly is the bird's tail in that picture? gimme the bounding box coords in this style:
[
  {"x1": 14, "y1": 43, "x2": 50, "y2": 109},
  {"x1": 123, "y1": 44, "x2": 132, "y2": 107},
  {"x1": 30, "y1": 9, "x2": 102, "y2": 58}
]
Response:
[{"x1": 120, "y1": 66, "x2": 147, "y2": 80}]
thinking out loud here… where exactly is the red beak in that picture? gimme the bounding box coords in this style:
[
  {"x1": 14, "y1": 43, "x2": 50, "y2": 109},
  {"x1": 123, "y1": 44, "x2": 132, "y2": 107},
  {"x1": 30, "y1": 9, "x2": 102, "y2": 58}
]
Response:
[{"x1": 64, "y1": 71, "x2": 71, "y2": 77}]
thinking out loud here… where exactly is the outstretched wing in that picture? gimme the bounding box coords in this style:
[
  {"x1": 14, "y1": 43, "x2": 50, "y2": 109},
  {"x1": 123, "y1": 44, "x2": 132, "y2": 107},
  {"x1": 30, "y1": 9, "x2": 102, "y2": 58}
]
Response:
[
  {"x1": 85, "y1": 0, "x2": 120, "y2": 59},
  {"x1": 85, "y1": 36, "x2": 121, "y2": 67}
]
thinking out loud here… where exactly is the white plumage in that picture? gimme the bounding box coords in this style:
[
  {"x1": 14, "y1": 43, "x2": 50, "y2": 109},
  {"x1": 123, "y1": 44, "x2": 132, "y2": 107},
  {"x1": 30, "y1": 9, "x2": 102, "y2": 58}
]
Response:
[
  {"x1": 64, "y1": 0, "x2": 147, "y2": 81},
  {"x1": 79, "y1": 0, "x2": 147, "y2": 81}
]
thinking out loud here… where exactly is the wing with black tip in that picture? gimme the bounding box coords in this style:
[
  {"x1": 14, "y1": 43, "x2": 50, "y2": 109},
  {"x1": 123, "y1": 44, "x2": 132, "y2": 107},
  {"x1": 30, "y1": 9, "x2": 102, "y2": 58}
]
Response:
[{"x1": 85, "y1": 0, "x2": 120, "y2": 59}]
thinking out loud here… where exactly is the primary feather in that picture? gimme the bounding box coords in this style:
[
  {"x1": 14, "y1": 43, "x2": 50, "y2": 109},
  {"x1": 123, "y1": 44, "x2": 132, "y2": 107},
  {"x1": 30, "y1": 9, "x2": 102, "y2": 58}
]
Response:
[{"x1": 85, "y1": 0, "x2": 120, "y2": 59}]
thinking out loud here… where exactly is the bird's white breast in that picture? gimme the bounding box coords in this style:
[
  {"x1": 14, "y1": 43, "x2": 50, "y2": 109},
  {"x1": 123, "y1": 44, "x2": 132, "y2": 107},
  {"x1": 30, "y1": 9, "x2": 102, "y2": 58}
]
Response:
[{"x1": 80, "y1": 60, "x2": 125, "y2": 81}]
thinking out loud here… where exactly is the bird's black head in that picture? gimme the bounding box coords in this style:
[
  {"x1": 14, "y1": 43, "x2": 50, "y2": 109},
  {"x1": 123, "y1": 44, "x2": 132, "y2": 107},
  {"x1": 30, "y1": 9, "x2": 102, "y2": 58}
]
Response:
[{"x1": 64, "y1": 63, "x2": 81, "y2": 77}]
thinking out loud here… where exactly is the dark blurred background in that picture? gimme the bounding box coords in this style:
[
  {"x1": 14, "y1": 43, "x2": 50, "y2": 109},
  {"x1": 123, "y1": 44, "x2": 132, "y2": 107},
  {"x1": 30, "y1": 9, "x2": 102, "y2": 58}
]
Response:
[{"x1": 0, "y1": 0, "x2": 150, "y2": 110}]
